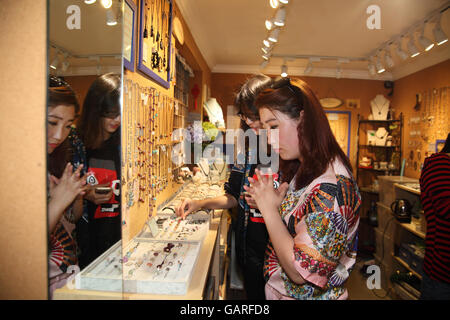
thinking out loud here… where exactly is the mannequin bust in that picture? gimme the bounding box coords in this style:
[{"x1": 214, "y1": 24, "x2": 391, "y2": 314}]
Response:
[{"x1": 370, "y1": 94, "x2": 390, "y2": 120}]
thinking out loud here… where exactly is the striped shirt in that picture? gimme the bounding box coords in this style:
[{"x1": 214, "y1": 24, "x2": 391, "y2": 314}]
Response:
[{"x1": 420, "y1": 153, "x2": 450, "y2": 283}]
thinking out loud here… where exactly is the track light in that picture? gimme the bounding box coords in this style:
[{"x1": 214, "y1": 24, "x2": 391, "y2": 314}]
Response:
[
  {"x1": 263, "y1": 39, "x2": 271, "y2": 48},
  {"x1": 375, "y1": 57, "x2": 385, "y2": 73},
  {"x1": 279, "y1": 0, "x2": 289, "y2": 4},
  {"x1": 84, "y1": 0, "x2": 96, "y2": 4},
  {"x1": 395, "y1": 41, "x2": 409, "y2": 60},
  {"x1": 106, "y1": 8, "x2": 117, "y2": 26},
  {"x1": 101, "y1": 0, "x2": 112, "y2": 9},
  {"x1": 268, "y1": 29, "x2": 280, "y2": 42},
  {"x1": 368, "y1": 62, "x2": 376, "y2": 76},
  {"x1": 433, "y1": 15, "x2": 448, "y2": 45},
  {"x1": 265, "y1": 19, "x2": 274, "y2": 31},
  {"x1": 50, "y1": 56, "x2": 59, "y2": 70},
  {"x1": 270, "y1": 0, "x2": 279, "y2": 9},
  {"x1": 384, "y1": 50, "x2": 394, "y2": 68},
  {"x1": 261, "y1": 46, "x2": 272, "y2": 54},
  {"x1": 304, "y1": 61, "x2": 313, "y2": 74},
  {"x1": 407, "y1": 35, "x2": 420, "y2": 58},
  {"x1": 418, "y1": 27, "x2": 434, "y2": 51},
  {"x1": 262, "y1": 53, "x2": 271, "y2": 60},
  {"x1": 274, "y1": 7, "x2": 286, "y2": 27},
  {"x1": 281, "y1": 64, "x2": 288, "y2": 78}
]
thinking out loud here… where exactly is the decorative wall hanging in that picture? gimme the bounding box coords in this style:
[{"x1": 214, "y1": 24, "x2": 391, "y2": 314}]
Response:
[
  {"x1": 138, "y1": 0, "x2": 173, "y2": 89},
  {"x1": 123, "y1": 0, "x2": 137, "y2": 71}
]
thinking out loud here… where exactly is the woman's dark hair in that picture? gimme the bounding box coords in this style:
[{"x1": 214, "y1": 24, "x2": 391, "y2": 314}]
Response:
[
  {"x1": 234, "y1": 74, "x2": 273, "y2": 130},
  {"x1": 255, "y1": 77, "x2": 353, "y2": 189},
  {"x1": 48, "y1": 75, "x2": 80, "y2": 178},
  {"x1": 440, "y1": 133, "x2": 450, "y2": 153},
  {"x1": 78, "y1": 73, "x2": 121, "y2": 149}
]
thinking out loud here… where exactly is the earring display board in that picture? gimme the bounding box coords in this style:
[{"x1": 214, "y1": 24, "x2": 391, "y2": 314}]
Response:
[
  {"x1": 138, "y1": 0, "x2": 174, "y2": 89},
  {"x1": 405, "y1": 87, "x2": 449, "y2": 173}
]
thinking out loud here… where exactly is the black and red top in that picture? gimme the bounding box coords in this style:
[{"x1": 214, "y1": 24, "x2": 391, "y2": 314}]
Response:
[{"x1": 420, "y1": 152, "x2": 450, "y2": 283}]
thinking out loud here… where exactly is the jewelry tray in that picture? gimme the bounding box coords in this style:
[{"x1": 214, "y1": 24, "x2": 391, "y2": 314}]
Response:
[{"x1": 76, "y1": 238, "x2": 201, "y2": 295}]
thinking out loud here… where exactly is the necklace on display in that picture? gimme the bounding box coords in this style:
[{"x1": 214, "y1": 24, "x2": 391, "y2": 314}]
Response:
[{"x1": 373, "y1": 100, "x2": 388, "y2": 116}]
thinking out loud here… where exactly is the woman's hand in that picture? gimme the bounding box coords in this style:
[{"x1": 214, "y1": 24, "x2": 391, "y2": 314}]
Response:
[
  {"x1": 84, "y1": 183, "x2": 114, "y2": 205},
  {"x1": 49, "y1": 163, "x2": 86, "y2": 213},
  {"x1": 175, "y1": 199, "x2": 201, "y2": 219},
  {"x1": 243, "y1": 168, "x2": 289, "y2": 216},
  {"x1": 48, "y1": 163, "x2": 86, "y2": 234}
]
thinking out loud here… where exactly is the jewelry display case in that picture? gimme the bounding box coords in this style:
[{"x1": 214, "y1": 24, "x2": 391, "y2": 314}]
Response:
[
  {"x1": 76, "y1": 238, "x2": 201, "y2": 295},
  {"x1": 137, "y1": 212, "x2": 210, "y2": 242}
]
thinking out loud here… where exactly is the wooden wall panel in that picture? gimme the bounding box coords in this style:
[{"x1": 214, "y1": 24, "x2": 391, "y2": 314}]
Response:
[{"x1": 0, "y1": 0, "x2": 48, "y2": 299}]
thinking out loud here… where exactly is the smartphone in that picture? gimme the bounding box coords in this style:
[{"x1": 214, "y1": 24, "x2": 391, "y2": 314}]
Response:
[{"x1": 95, "y1": 186, "x2": 112, "y2": 194}]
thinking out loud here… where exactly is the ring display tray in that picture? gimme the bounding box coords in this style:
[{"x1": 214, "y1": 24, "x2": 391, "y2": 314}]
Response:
[
  {"x1": 75, "y1": 240, "x2": 123, "y2": 292},
  {"x1": 76, "y1": 239, "x2": 201, "y2": 295},
  {"x1": 122, "y1": 239, "x2": 201, "y2": 295}
]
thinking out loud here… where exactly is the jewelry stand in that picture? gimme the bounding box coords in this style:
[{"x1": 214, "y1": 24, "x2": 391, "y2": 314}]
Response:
[{"x1": 370, "y1": 94, "x2": 390, "y2": 120}]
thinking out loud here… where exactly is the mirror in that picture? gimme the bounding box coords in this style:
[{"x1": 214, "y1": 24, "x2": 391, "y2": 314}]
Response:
[{"x1": 47, "y1": 0, "x2": 123, "y2": 298}]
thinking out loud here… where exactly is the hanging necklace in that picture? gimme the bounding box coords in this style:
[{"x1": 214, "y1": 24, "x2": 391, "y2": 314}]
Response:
[{"x1": 372, "y1": 99, "x2": 388, "y2": 116}]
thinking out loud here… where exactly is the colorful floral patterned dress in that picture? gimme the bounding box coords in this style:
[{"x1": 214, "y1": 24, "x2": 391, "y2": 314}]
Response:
[{"x1": 263, "y1": 160, "x2": 361, "y2": 300}]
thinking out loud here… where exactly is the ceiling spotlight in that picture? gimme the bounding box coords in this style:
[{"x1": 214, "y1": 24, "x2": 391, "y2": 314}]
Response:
[
  {"x1": 279, "y1": 0, "x2": 289, "y2": 4},
  {"x1": 262, "y1": 53, "x2": 272, "y2": 60},
  {"x1": 304, "y1": 61, "x2": 313, "y2": 74},
  {"x1": 368, "y1": 62, "x2": 376, "y2": 76},
  {"x1": 375, "y1": 57, "x2": 385, "y2": 73},
  {"x1": 265, "y1": 19, "x2": 274, "y2": 31},
  {"x1": 281, "y1": 64, "x2": 288, "y2": 78},
  {"x1": 263, "y1": 39, "x2": 271, "y2": 47},
  {"x1": 270, "y1": 0, "x2": 279, "y2": 9},
  {"x1": 106, "y1": 8, "x2": 117, "y2": 26},
  {"x1": 274, "y1": 7, "x2": 286, "y2": 27},
  {"x1": 84, "y1": 0, "x2": 96, "y2": 4},
  {"x1": 261, "y1": 46, "x2": 272, "y2": 54},
  {"x1": 395, "y1": 41, "x2": 409, "y2": 60},
  {"x1": 50, "y1": 56, "x2": 59, "y2": 70},
  {"x1": 101, "y1": 0, "x2": 112, "y2": 9},
  {"x1": 61, "y1": 60, "x2": 70, "y2": 72},
  {"x1": 418, "y1": 27, "x2": 434, "y2": 51},
  {"x1": 407, "y1": 35, "x2": 420, "y2": 58},
  {"x1": 433, "y1": 15, "x2": 448, "y2": 46},
  {"x1": 384, "y1": 50, "x2": 394, "y2": 68},
  {"x1": 268, "y1": 28, "x2": 280, "y2": 42},
  {"x1": 335, "y1": 64, "x2": 342, "y2": 79}
]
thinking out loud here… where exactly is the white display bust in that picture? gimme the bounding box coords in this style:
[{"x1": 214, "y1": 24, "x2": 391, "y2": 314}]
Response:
[{"x1": 370, "y1": 94, "x2": 390, "y2": 120}]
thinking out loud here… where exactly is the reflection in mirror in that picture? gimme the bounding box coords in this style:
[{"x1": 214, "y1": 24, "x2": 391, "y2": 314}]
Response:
[{"x1": 47, "y1": 0, "x2": 122, "y2": 298}]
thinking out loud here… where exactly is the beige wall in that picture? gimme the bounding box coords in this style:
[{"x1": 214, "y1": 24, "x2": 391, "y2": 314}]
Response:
[{"x1": 0, "y1": 0, "x2": 48, "y2": 299}]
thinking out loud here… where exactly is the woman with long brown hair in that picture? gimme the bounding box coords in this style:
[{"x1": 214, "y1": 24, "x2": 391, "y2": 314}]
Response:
[
  {"x1": 244, "y1": 77, "x2": 361, "y2": 300},
  {"x1": 76, "y1": 73, "x2": 121, "y2": 268}
]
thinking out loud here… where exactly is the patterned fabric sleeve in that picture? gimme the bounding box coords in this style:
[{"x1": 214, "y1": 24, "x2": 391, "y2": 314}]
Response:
[{"x1": 289, "y1": 176, "x2": 360, "y2": 290}]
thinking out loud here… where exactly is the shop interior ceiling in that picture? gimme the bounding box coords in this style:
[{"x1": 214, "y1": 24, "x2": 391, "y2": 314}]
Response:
[
  {"x1": 49, "y1": 0, "x2": 122, "y2": 76},
  {"x1": 177, "y1": 0, "x2": 450, "y2": 80}
]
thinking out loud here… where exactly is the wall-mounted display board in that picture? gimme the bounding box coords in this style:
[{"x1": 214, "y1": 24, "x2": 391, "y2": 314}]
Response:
[
  {"x1": 138, "y1": 0, "x2": 173, "y2": 89},
  {"x1": 123, "y1": 0, "x2": 137, "y2": 71}
]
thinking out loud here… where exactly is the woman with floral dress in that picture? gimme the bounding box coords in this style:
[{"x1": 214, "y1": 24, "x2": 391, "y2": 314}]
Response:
[{"x1": 245, "y1": 77, "x2": 361, "y2": 300}]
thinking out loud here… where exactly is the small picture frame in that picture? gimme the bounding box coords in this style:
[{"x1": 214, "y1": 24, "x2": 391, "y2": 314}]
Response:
[
  {"x1": 137, "y1": 0, "x2": 173, "y2": 89},
  {"x1": 123, "y1": 0, "x2": 137, "y2": 72}
]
